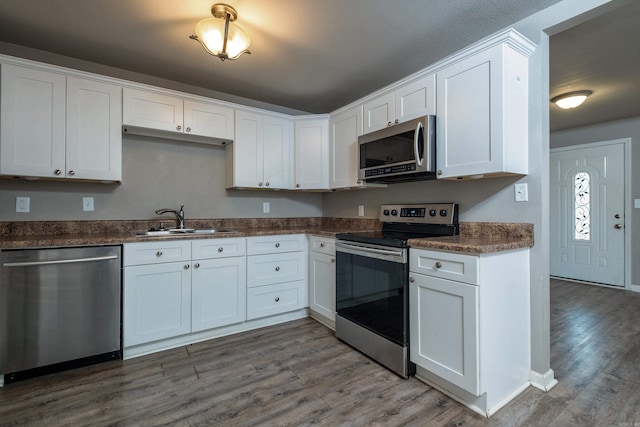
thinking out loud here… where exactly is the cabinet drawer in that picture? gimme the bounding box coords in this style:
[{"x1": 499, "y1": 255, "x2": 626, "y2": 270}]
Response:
[
  {"x1": 247, "y1": 234, "x2": 305, "y2": 255},
  {"x1": 247, "y1": 280, "x2": 305, "y2": 320},
  {"x1": 192, "y1": 238, "x2": 246, "y2": 260},
  {"x1": 309, "y1": 235, "x2": 335, "y2": 256},
  {"x1": 124, "y1": 241, "x2": 191, "y2": 266},
  {"x1": 410, "y1": 249, "x2": 478, "y2": 285},
  {"x1": 247, "y1": 251, "x2": 305, "y2": 287}
]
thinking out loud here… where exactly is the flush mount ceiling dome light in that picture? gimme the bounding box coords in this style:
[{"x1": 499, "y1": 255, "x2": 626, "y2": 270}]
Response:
[
  {"x1": 551, "y1": 90, "x2": 593, "y2": 109},
  {"x1": 190, "y1": 3, "x2": 251, "y2": 61}
]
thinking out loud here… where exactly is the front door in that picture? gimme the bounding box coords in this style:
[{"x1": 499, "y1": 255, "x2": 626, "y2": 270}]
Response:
[{"x1": 550, "y1": 140, "x2": 626, "y2": 287}]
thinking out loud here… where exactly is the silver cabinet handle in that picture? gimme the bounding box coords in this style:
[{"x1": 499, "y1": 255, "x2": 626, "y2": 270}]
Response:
[
  {"x1": 194, "y1": 263, "x2": 200, "y2": 268},
  {"x1": 176, "y1": 125, "x2": 182, "y2": 131},
  {"x1": 409, "y1": 276, "x2": 415, "y2": 283},
  {"x1": 435, "y1": 261, "x2": 442, "y2": 268},
  {"x1": 156, "y1": 251, "x2": 163, "y2": 257},
  {"x1": 387, "y1": 121, "x2": 392, "y2": 127},
  {"x1": 437, "y1": 170, "x2": 443, "y2": 176},
  {"x1": 54, "y1": 169, "x2": 62, "y2": 175},
  {"x1": 395, "y1": 119, "x2": 400, "y2": 124},
  {"x1": 615, "y1": 214, "x2": 621, "y2": 219},
  {"x1": 186, "y1": 127, "x2": 191, "y2": 133},
  {"x1": 320, "y1": 243, "x2": 325, "y2": 247},
  {"x1": 218, "y1": 247, "x2": 224, "y2": 252},
  {"x1": 331, "y1": 258, "x2": 335, "y2": 263},
  {"x1": 184, "y1": 264, "x2": 190, "y2": 269},
  {"x1": 265, "y1": 182, "x2": 270, "y2": 187},
  {"x1": 614, "y1": 224, "x2": 623, "y2": 229},
  {"x1": 68, "y1": 170, "x2": 75, "y2": 176},
  {"x1": 275, "y1": 297, "x2": 280, "y2": 302},
  {"x1": 258, "y1": 182, "x2": 263, "y2": 187},
  {"x1": 275, "y1": 243, "x2": 280, "y2": 248},
  {"x1": 275, "y1": 266, "x2": 280, "y2": 271}
]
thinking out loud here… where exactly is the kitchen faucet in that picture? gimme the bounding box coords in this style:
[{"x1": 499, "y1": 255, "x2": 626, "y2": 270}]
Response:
[{"x1": 155, "y1": 203, "x2": 185, "y2": 229}]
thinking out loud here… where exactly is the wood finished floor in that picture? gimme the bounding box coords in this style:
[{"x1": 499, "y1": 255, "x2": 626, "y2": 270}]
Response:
[{"x1": 1, "y1": 278, "x2": 640, "y2": 426}]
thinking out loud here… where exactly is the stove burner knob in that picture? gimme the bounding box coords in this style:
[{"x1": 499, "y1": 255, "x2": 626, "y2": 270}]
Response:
[
  {"x1": 440, "y1": 209, "x2": 448, "y2": 217},
  {"x1": 429, "y1": 209, "x2": 437, "y2": 217},
  {"x1": 383, "y1": 209, "x2": 390, "y2": 216},
  {"x1": 391, "y1": 209, "x2": 398, "y2": 216}
]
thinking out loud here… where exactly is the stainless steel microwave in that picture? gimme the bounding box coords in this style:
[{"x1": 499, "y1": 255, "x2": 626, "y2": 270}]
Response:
[{"x1": 358, "y1": 115, "x2": 435, "y2": 183}]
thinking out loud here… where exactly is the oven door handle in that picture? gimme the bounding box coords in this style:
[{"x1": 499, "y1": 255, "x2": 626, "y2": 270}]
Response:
[{"x1": 336, "y1": 241, "x2": 406, "y2": 263}]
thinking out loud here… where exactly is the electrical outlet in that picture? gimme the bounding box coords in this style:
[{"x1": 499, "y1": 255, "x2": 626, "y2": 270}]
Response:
[
  {"x1": 358, "y1": 205, "x2": 365, "y2": 217},
  {"x1": 263, "y1": 202, "x2": 270, "y2": 213},
  {"x1": 83, "y1": 197, "x2": 94, "y2": 212},
  {"x1": 514, "y1": 183, "x2": 528, "y2": 202},
  {"x1": 16, "y1": 196, "x2": 30, "y2": 213}
]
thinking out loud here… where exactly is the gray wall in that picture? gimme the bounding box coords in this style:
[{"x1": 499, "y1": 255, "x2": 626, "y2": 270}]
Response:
[
  {"x1": 0, "y1": 135, "x2": 323, "y2": 221},
  {"x1": 551, "y1": 116, "x2": 640, "y2": 285}
]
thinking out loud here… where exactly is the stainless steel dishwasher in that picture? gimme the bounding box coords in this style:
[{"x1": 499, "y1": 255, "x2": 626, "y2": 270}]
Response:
[{"x1": 0, "y1": 246, "x2": 121, "y2": 383}]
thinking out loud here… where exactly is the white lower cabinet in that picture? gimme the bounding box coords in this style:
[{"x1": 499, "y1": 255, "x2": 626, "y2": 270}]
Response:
[
  {"x1": 246, "y1": 234, "x2": 307, "y2": 320},
  {"x1": 409, "y1": 247, "x2": 530, "y2": 417},
  {"x1": 191, "y1": 242, "x2": 246, "y2": 332},
  {"x1": 308, "y1": 236, "x2": 336, "y2": 325},
  {"x1": 123, "y1": 238, "x2": 247, "y2": 348}
]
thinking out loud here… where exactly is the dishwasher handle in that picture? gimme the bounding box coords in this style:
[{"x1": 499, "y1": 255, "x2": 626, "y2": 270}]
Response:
[{"x1": 3, "y1": 255, "x2": 119, "y2": 268}]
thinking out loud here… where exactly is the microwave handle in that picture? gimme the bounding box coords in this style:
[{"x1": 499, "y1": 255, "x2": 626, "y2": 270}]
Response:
[{"x1": 414, "y1": 121, "x2": 423, "y2": 166}]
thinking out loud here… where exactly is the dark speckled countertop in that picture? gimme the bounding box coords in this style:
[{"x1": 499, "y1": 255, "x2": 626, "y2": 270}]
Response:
[{"x1": 0, "y1": 218, "x2": 533, "y2": 254}]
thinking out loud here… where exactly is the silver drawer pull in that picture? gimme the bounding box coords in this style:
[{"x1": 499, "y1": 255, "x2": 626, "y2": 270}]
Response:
[
  {"x1": 435, "y1": 261, "x2": 442, "y2": 268},
  {"x1": 275, "y1": 297, "x2": 280, "y2": 302},
  {"x1": 331, "y1": 258, "x2": 335, "y2": 263},
  {"x1": 275, "y1": 266, "x2": 280, "y2": 272},
  {"x1": 409, "y1": 277, "x2": 415, "y2": 283},
  {"x1": 320, "y1": 242, "x2": 325, "y2": 247},
  {"x1": 184, "y1": 264, "x2": 190, "y2": 269},
  {"x1": 194, "y1": 263, "x2": 200, "y2": 268},
  {"x1": 275, "y1": 243, "x2": 280, "y2": 248},
  {"x1": 218, "y1": 247, "x2": 224, "y2": 252},
  {"x1": 156, "y1": 251, "x2": 163, "y2": 257}
]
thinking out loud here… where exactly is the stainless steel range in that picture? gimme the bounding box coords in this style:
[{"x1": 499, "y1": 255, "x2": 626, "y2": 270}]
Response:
[{"x1": 335, "y1": 203, "x2": 459, "y2": 378}]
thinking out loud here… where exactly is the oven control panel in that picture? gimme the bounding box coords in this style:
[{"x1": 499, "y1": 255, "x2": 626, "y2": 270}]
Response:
[{"x1": 379, "y1": 203, "x2": 458, "y2": 225}]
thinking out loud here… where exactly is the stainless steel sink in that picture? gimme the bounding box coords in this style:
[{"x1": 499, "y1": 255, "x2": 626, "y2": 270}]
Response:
[{"x1": 136, "y1": 228, "x2": 236, "y2": 237}]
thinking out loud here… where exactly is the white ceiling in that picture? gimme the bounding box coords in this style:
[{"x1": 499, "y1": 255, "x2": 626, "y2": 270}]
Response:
[{"x1": 0, "y1": 0, "x2": 637, "y2": 131}]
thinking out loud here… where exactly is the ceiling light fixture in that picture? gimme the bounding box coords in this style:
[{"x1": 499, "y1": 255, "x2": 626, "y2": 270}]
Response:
[
  {"x1": 551, "y1": 90, "x2": 592, "y2": 109},
  {"x1": 190, "y1": 3, "x2": 251, "y2": 61}
]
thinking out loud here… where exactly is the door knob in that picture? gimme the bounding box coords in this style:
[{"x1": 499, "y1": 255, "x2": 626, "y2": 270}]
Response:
[{"x1": 614, "y1": 224, "x2": 623, "y2": 229}]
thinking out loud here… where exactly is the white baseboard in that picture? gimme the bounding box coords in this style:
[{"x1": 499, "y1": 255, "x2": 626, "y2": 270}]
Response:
[{"x1": 530, "y1": 369, "x2": 558, "y2": 391}]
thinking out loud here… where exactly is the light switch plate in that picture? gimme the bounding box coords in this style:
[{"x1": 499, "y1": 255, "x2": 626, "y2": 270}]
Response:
[
  {"x1": 635, "y1": 199, "x2": 640, "y2": 209},
  {"x1": 83, "y1": 197, "x2": 94, "y2": 212},
  {"x1": 515, "y1": 183, "x2": 528, "y2": 202}
]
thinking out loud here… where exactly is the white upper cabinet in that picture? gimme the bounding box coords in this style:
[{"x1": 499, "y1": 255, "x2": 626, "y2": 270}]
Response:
[
  {"x1": 226, "y1": 109, "x2": 292, "y2": 189},
  {"x1": 330, "y1": 106, "x2": 363, "y2": 189},
  {"x1": 66, "y1": 77, "x2": 122, "y2": 181},
  {"x1": 123, "y1": 88, "x2": 234, "y2": 143},
  {"x1": 362, "y1": 74, "x2": 436, "y2": 135},
  {"x1": 294, "y1": 117, "x2": 329, "y2": 190},
  {"x1": 1, "y1": 64, "x2": 122, "y2": 181},
  {"x1": 436, "y1": 35, "x2": 532, "y2": 180}
]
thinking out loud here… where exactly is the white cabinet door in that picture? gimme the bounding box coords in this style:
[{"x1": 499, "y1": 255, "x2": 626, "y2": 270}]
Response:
[
  {"x1": 294, "y1": 118, "x2": 329, "y2": 190},
  {"x1": 309, "y1": 251, "x2": 336, "y2": 321},
  {"x1": 229, "y1": 110, "x2": 263, "y2": 188},
  {"x1": 183, "y1": 99, "x2": 234, "y2": 140},
  {"x1": 1, "y1": 64, "x2": 66, "y2": 178},
  {"x1": 395, "y1": 74, "x2": 436, "y2": 123},
  {"x1": 330, "y1": 106, "x2": 363, "y2": 189},
  {"x1": 191, "y1": 256, "x2": 246, "y2": 332},
  {"x1": 124, "y1": 261, "x2": 192, "y2": 347},
  {"x1": 363, "y1": 91, "x2": 395, "y2": 134},
  {"x1": 123, "y1": 88, "x2": 183, "y2": 133},
  {"x1": 262, "y1": 115, "x2": 292, "y2": 189},
  {"x1": 436, "y1": 44, "x2": 528, "y2": 179},
  {"x1": 410, "y1": 273, "x2": 479, "y2": 395},
  {"x1": 66, "y1": 77, "x2": 122, "y2": 181}
]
